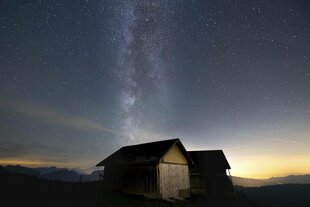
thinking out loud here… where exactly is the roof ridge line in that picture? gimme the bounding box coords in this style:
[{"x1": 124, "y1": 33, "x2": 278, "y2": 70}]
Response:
[{"x1": 122, "y1": 138, "x2": 180, "y2": 148}]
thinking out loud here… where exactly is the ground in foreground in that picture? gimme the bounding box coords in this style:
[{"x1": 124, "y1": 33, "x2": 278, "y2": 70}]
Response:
[{"x1": 0, "y1": 173, "x2": 259, "y2": 207}]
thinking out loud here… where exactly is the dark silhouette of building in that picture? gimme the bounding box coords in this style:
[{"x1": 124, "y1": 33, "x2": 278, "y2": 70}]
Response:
[
  {"x1": 188, "y1": 150, "x2": 234, "y2": 196},
  {"x1": 96, "y1": 139, "x2": 193, "y2": 199}
]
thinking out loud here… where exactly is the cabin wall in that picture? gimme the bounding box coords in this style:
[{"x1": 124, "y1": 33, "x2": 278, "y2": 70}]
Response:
[
  {"x1": 104, "y1": 165, "x2": 123, "y2": 189},
  {"x1": 104, "y1": 165, "x2": 158, "y2": 197},
  {"x1": 189, "y1": 173, "x2": 234, "y2": 196},
  {"x1": 158, "y1": 163, "x2": 190, "y2": 199},
  {"x1": 190, "y1": 174, "x2": 207, "y2": 196}
]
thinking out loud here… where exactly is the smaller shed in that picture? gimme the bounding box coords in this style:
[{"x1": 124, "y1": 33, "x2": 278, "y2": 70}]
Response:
[{"x1": 188, "y1": 150, "x2": 234, "y2": 196}]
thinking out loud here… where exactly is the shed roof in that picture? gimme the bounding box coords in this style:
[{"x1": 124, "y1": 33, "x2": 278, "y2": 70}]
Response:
[
  {"x1": 188, "y1": 150, "x2": 231, "y2": 172},
  {"x1": 96, "y1": 138, "x2": 193, "y2": 166}
]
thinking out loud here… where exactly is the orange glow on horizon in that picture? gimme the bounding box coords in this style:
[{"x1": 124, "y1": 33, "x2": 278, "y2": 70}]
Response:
[
  {"x1": 0, "y1": 159, "x2": 45, "y2": 166},
  {"x1": 229, "y1": 154, "x2": 310, "y2": 179},
  {"x1": 0, "y1": 159, "x2": 73, "y2": 168},
  {"x1": 0, "y1": 158, "x2": 94, "y2": 169}
]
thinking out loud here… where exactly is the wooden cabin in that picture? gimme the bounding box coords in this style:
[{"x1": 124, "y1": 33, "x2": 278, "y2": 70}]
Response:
[
  {"x1": 188, "y1": 150, "x2": 234, "y2": 196},
  {"x1": 96, "y1": 139, "x2": 193, "y2": 199}
]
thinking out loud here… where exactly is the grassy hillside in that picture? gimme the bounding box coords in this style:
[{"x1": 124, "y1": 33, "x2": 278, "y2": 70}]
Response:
[
  {"x1": 236, "y1": 184, "x2": 310, "y2": 207},
  {"x1": 0, "y1": 173, "x2": 258, "y2": 207}
]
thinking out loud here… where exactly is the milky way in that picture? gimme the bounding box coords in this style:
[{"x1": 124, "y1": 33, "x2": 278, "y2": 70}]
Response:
[{"x1": 114, "y1": 1, "x2": 172, "y2": 142}]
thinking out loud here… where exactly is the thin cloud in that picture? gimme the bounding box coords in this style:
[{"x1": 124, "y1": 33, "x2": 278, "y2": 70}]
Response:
[
  {"x1": 0, "y1": 141, "x2": 79, "y2": 166},
  {"x1": 40, "y1": 158, "x2": 69, "y2": 163},
  {"x1": 0, "y1": 142, "x2": 28, "y2": 158},
  {"x1": 268, "y1": 137, "x2": 300, "y2": 145},
  {"x1": 245, "y1": 134, "x2": 300, "y2": 145},
  {"x1": 224, "y1": 133, "x2": 300, "y2": 152},
  {"x1": 0, "y1": 97, "x2": 119, "y2": 134},
  {"x1": 0, "y1": 141, "x2": 68, "y2": 159}
]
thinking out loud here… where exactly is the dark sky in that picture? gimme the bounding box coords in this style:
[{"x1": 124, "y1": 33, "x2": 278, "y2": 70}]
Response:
[{"x1": 1, "y1": 0, "x2": 310, "y2": 178}]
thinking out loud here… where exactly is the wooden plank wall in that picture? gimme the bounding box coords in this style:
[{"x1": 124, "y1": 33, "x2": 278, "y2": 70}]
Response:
[
  {"x1": 159, "y1": 163, "x2": 190, "y2": 198},
  {"x1": 122, "y1": 165, "x2": 157, "y2": 194},
  {"x1": 190, "y1": 174, "x2": 207, "y2": 196},
  {"x1": 104, "y1": 165, "x2": 158, "y2": 195},
  {"x1": 104, "y1": 165, "x2": 123, "y2": 189},
  {"x1": 190, "y1": 174, "x2": 234, "y2": 196}
]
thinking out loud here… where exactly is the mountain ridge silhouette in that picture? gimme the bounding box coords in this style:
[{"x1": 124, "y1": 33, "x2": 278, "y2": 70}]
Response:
[{"x1": 1, "y1": 165, "x2": 310, "y2": 186}]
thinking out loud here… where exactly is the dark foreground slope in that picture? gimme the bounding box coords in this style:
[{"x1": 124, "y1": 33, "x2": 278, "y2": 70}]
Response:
[
  {"x1": 0, "y1": 173, "x2": 258, "y2": 207},
  {"x1": 236, "y1": 184, "x2": 310, "y2": 207}
]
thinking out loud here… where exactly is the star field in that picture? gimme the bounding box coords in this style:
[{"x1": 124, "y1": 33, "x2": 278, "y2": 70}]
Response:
[{"x1": 0, "y1": 0, "x2": 310, "y2": 177}]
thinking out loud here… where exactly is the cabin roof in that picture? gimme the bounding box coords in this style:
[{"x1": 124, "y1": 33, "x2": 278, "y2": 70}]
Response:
[
  {"x1": 188, "y1": 150, "x2": 231, "y2": 172},
  {"x1": 96, "y1": 138, "x2": 193, "y2": 166}
]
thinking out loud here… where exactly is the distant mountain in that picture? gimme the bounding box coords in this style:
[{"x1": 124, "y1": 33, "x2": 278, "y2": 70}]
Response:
[
  {"x1": 0, "y1": 166, "x2": 9, "y2": 174},
  {"x1": 41, "y1": 169, "x2": 81, "y2": 182},
  {"x1": 3, "y1": 165, "x2": 308, "y2": 186},
  {"x1": 232, "y1": 175, "x2": 310, "y2": 187},
  {"x1": 34, "y1": 166, "x2": 65, "y2": 175},
  {"x1": 81, "y1": 170, "x2": 103, "y2": 182},
  {"x1": 40, "y1": 169, "x2": 103, "y2": 182},
  {"x1": 232, "y1": 176, "x2": 272, "y2": 187},
  {"x1": 268, "y1": 174, "x2": 310, "y2": 184},
  {"x1": 0, "y1": 165, "x2": 102, "y2": 182},
  {"x1": 1, "y1": 165, "x2": 40, "y2": 176}
]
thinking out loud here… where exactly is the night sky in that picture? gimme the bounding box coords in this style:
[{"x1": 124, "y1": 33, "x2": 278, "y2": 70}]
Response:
[{"x1": 1, "y1": 0, "x2": 310, "y2": 178}]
